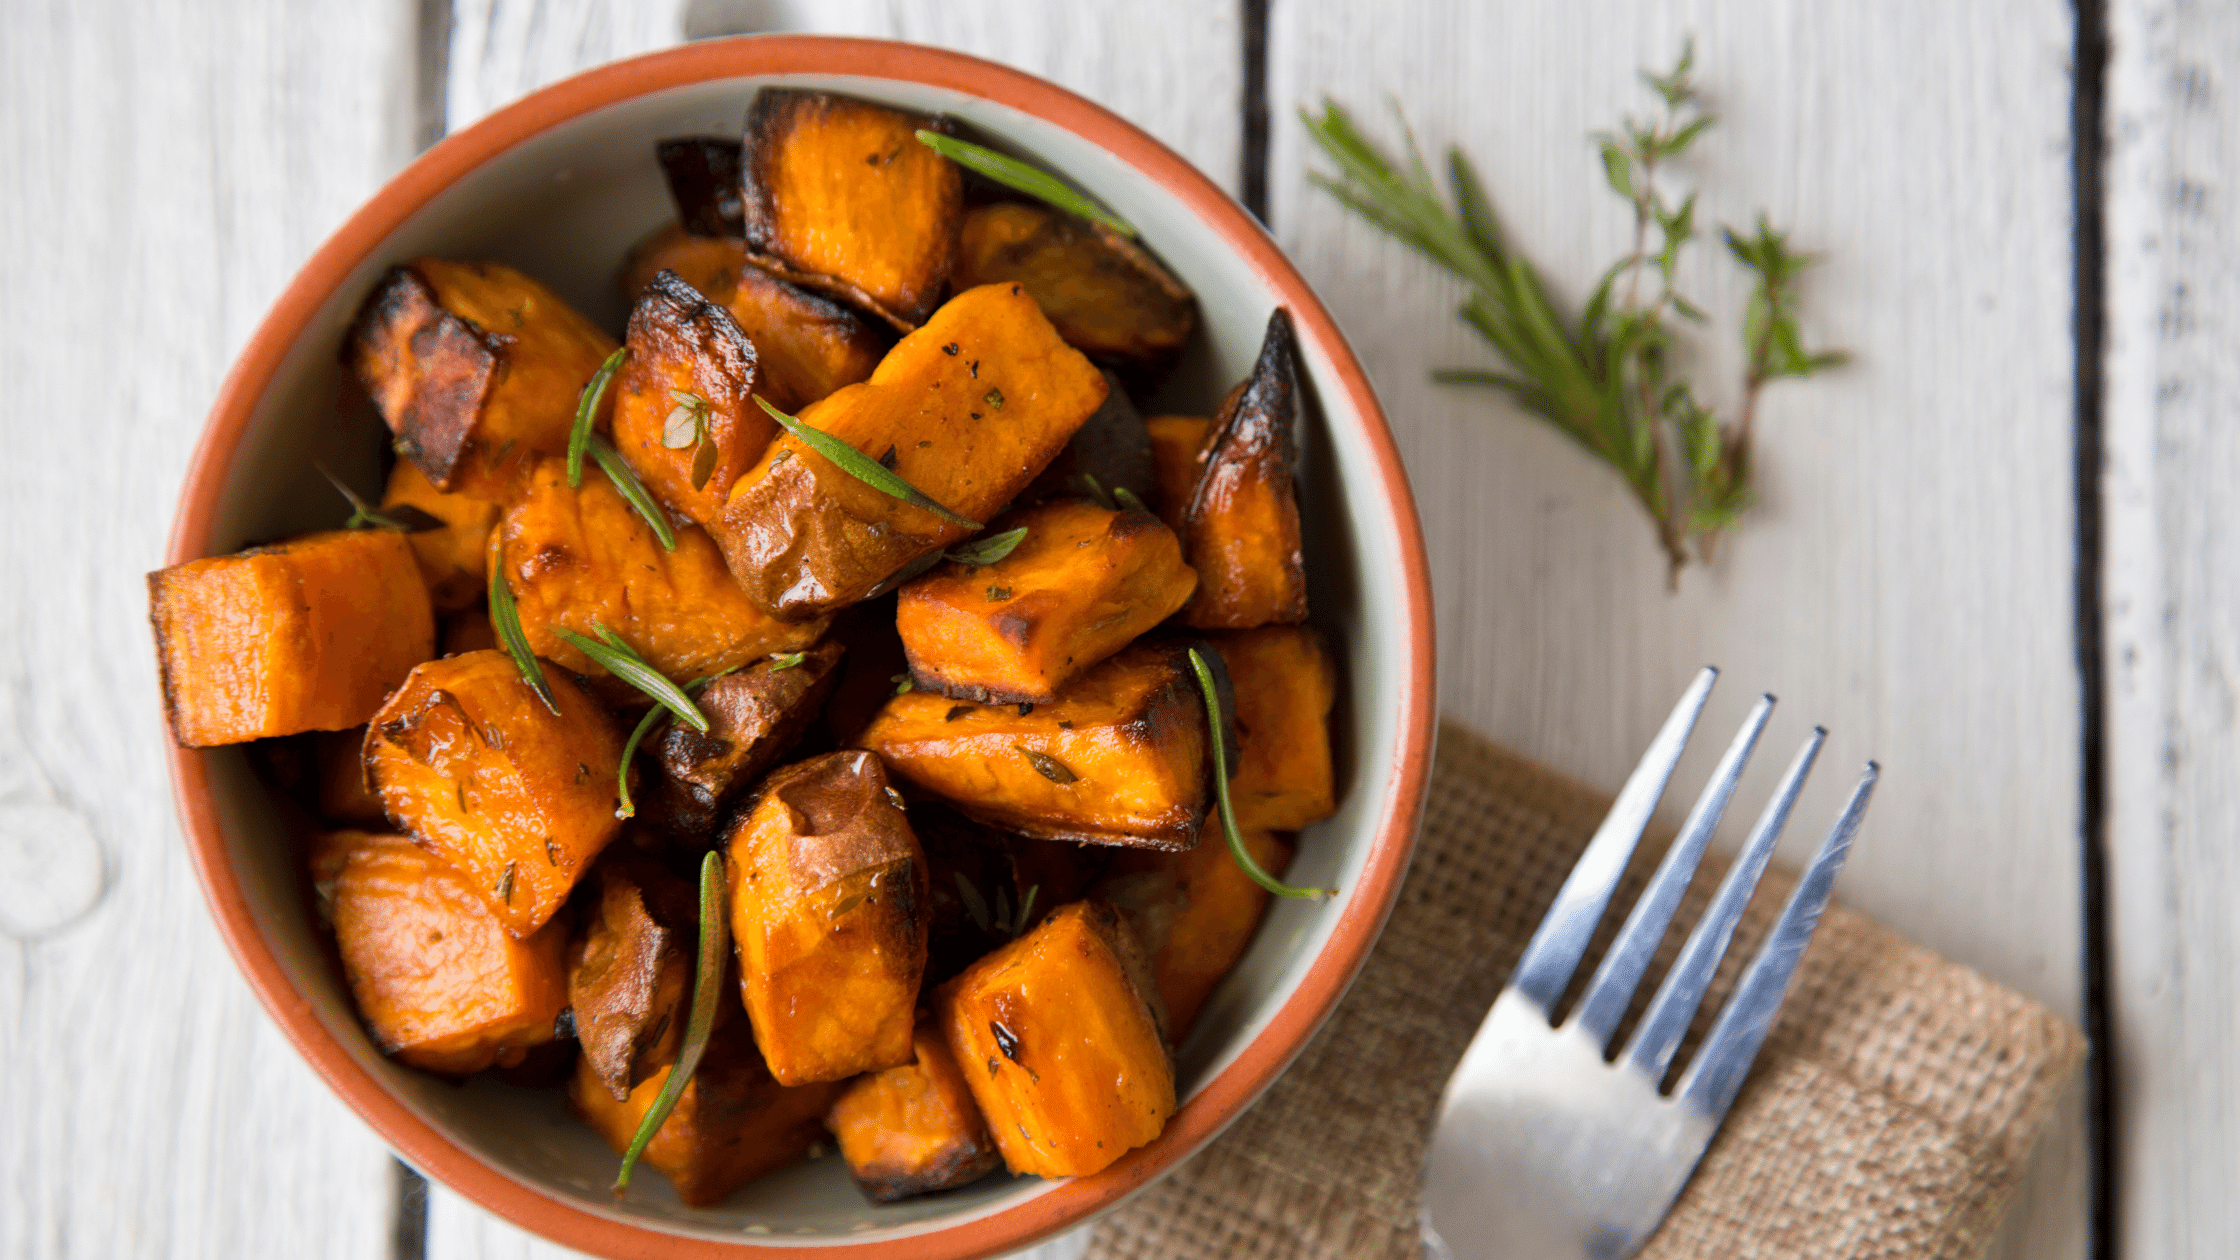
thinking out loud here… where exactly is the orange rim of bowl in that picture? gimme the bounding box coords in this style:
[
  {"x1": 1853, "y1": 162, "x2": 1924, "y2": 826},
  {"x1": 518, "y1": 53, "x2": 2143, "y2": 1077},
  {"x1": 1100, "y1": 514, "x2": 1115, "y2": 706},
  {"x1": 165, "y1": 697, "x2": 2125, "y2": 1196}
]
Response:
[{"x1": 164, "y1": 35, "x2": 1436, "y2": 1260}]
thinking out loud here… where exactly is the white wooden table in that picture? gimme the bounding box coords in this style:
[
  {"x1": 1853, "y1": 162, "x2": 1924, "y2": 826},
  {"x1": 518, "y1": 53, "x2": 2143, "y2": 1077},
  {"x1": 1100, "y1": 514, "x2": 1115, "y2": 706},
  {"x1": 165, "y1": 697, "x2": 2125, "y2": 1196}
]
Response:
[{"x1": 4, "y1": 1, "x2": 2230, "y2": 1256}]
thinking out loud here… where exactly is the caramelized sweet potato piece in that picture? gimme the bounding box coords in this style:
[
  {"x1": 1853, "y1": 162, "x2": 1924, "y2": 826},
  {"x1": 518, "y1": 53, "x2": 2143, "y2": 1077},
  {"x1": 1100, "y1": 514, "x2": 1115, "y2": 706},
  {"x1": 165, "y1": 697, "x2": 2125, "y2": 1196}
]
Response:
[
  {"x1": 897, "y1": 498, "x2": 1197, "y2": 704},
  {"x1": 1098, "y1": 823, "x2": 1294, "y2": 1039},
  {"x1": 1020, "y1": 371, "x2": 1155, "y2": 506},
  {"x1": 149, "y1": 529, "x2": 435, "y2": 747},
  {"x1": 621, "y1": 223, "x2": 747, "y2": 306},
  {"x1": 571, "y1": 1008, "x2": 843, "y2": 1207},
  {"x1": 827, "y1": 1019, "x2": 1002, "y2": 1203},
  {"x1": 567, "y1": 856, "x2": 697, "y2": 1101},
  {"x1": 712, "y1": 283, "x2": 1109, "y2": 619},
  {"x1": 1181, "y1": 310, "x2": 1308, "y2": 628},
  {"x1": 346, "y1": 260, "x2": 618, "y2": 501},
  {"x1": 610, "y1": 271, "x2": 774, "y2": 527},
  {"x1": 494, "y1": 457, "x2": 827, "y2": 693},
  {"x1": 329, "y1": 830, "x2": 567, "y2": 1075},
  {"x1": 1145, "y1": 414, "x2": 1216, "y2": 535},
  {"x1": 658, "y1": 135, "x2": 746, "y2": 238},
  {"x1": 857, "y1": 641, "x2": 1219, "y2": 850},
  {"x1": 725, "y1": 751, "x2": 929, "y2": 1085},
  {"x1": 314, "y1": 727, "x2": 386, "y2": 825},
  {"x1": 953, "y1": 203, "x2": 1196, "y2": 374},
  {"x1": 1213, "y1": 626, "x2": 1338, "y2": 831},
  {"x1": 644, "y1": 642, "x2": 845, "y2": 839},
  {"x1": 740, "y1": 90, "x2": 963, "y2": 328},
  {"x1": 939, "y1": 900, "x2": 1173, "y2": 1178},
  {"x1": 382, "y1": 459, "x2": 499, "y2": 612},
  {"x1": 364, "y1": 650, "x2": 624, "y2": 937}
]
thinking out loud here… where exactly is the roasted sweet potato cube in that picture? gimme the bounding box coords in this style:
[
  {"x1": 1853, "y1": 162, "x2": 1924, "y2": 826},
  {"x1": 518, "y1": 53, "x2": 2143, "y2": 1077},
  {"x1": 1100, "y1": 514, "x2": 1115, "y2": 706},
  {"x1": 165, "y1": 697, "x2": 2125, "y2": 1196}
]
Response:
[
  {"x1": 725, "y1": 751, "x2": 930, "y2": 1085},
  {"x1": 828, "y1": 1019, "x2": 1002, "y2": 1203},
  {"x1": 568, "y1": 857, "x2": 696, "y2": 1101},
  {"x1": 494, "y1": 457, "x2": 827, "y2": 694},
  {"x1": 939, "y1": 900, "x2": 1173, "y2": 1178},
  {"x1": 644, "y1": 642, "x2": 845, "y2": 839},
  {"x1": 609, "y1": 271, "x2": 774, "y2": 528},
  {"x1": 364, "y1": 650, "x2": 625, "y2": 937},
  {"x1": 857, "y1": 641, "x2": 1218, "y2": 850},
  {"x1": 1145, "y1": 414, "x2": 1216, "y2": 535},
  {"x1": 571, "y1": 1011, "x2": 843, "y2": 1207},
  {"x1": 1181, "y1": 309, "x2": 1308, "y2": 628},
  {"x1": 382, "y1": 459, "x2": 499, "y2": 612},
  {"x1": 712, "y1": 283, "x2": 1109, "y2": 619},
  {"x1": 314, "y1": 727, "x2": 386, "y2": 825},
  {"x1": 1020, "y1": 371, "x2": 1155, "y2": 506},
  {"x1": 1214, "y1": 626, "x2": 1338, "y2": 831},
  {"x1": 897, "y1": 499, "x2": 1197, "y2": 704},
  {"x1": 657, "y1": 135, "x2": 746, "y2": 238},
  {"x1": 621, "y1": 223, "x2": 747, "y2": 306},
  {"x1": 347, "y1": 260, "x2": 618, "y2": 501},
  {"x1": 740, "y1": 90, "x2": 963, "y2": 328},
  {"x1": 149, "y1": 529, "x2": 435, "y2": 748},
  {"x1": 1099, "y1": 823, "x2": 1294, "y2": 1040},
  {"x1": 953, "y1": 203, "x2": 1196, "y2": 374},
  {"x1": 328, "y1": 830, "x2": 567, "y2": 1075}
]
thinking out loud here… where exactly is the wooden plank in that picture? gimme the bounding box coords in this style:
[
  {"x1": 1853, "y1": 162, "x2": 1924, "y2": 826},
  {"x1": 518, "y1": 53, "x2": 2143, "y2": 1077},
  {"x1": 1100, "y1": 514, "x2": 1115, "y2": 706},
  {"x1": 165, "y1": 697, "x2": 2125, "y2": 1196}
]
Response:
[
  {"x1": 1266, "y1": 3, "x2": 2088, "y2": 1257},
  {"x1": 0, "y1": 0, "x2": 421, "y2": 1256},
  {"x1": 2104, "y1": 1, "x2": 2240, "y2": 1254}
]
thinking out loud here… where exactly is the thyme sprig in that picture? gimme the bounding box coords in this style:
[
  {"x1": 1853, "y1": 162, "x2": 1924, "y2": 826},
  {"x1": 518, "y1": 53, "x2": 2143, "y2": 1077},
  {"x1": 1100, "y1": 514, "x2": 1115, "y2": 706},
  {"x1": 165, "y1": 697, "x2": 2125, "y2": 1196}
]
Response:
[
  {"x1": 1302, "y1": 41, "x2": 1844, "y2": 586},
  {"x1": 487, "y1": 563, "x2": 560, "y2": 716},
  {"x1": 661, "y1": 389, "x2": 720, "y2": 492},
  {"x1": 1186, "y1": 647, "x2": 1333, "y2": 901},
  {"x1": 754, "y1": 396, "x2": 980, "y2": 530},
  {"x1": 614, "y1": 850, "x2": 727, "y2": 1195},
  {"x1": 914, "y1": 130, "x2": 1136, "y2": 237},
  {"x1": 568, "y1": 346, "x2": 628, "y2": 487},
  {"x1": 556, "y1": 622, "x2": 709, "y2": 733},
  {"x1": 315, "y1": 464, "x2": 442, "y2": 533}
]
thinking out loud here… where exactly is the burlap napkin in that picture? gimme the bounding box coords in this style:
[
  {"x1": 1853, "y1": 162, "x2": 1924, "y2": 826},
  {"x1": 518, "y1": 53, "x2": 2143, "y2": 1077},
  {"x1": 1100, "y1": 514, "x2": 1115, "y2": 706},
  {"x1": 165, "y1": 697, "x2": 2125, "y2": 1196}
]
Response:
[{"x1": 1088, "y1": 722, "x2": 2086, "y2": 1260}]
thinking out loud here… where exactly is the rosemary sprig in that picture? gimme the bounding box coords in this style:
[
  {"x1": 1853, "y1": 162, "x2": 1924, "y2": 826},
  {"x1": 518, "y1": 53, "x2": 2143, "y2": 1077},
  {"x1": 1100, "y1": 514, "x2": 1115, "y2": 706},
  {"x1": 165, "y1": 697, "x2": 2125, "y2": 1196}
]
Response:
[
  {"x1": 487, "y1": 562, "x2": 560, "y2": 716},
  {"x1": 314, "y1": 464, "x2": 443, "y2": 533},
  {"x1": 753, "y1": 396, "x2": 980, "y2": 530},
  {"x1": 913, "y1": 130, "x2": 1136, "y2": 237},
  {"x1": 944, "y1": 526, "x2": 1029, "y2": 567},
  {"x1": 1302, "y1": 40, "x2": 1843, "y2": 586},
  {"x1": 1185, "y1": 647, "x2": 1333, "y2": 901},
  {"x1": 556, "y1": 622, "x2": 709, "y2": 733},
  {"x1": 568, "y1": 346, "x2": 628, "y2": 488},
  {"x1": 614, "y1": 849, "x2": 727, "y2": 1195},
  {"x1": 584, "y1": 435, "x2": 677, "y2": 551},
  {"x1": 612, "y1": 669, "x2": 732, "y2": 819}
]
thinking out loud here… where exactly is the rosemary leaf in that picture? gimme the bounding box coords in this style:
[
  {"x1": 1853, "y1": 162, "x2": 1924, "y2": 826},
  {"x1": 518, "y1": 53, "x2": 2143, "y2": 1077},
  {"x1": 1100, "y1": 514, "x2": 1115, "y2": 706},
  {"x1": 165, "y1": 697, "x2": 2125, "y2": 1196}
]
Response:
[
  {"x1": 315, "y1": 464, "x2": 443, "y2": 533},
  {"x1": 568, "y1": 346, "x2": 628, "y2": 488},
  {"x1": 754, "y1": 396, "x2": 980, "y2": 529},
  {"x1": 584, "y1": 435, "x2": 678, "y2": 550},
  {"x1": 1111, "y1": 485, "x2": 1150, "y2": 514},
  {"x1": 944, "y1": 526, "x2": 1029, "y2": 567},
  {"x1": 615, "y1": 850, "x2": 727, "y2": 1195},
  {"x1": 611, "y1": 669, "x2": 732, "y2": 819},
  {"x1": 487, "y1": 562, "x2": 560, "y2": 716},
  {"x1": 556, "y1": 622, "x2": 709, "y2": 733},
  {"x1": 1012, "y1": 884, "x2": 1039, "y2": 937},
  {"x1": 913, "y1": 130, "x2": 1136, "y2": 237},
  {"x1": 1186, "y1": 647, "x2": 1333, "y2": 900}
]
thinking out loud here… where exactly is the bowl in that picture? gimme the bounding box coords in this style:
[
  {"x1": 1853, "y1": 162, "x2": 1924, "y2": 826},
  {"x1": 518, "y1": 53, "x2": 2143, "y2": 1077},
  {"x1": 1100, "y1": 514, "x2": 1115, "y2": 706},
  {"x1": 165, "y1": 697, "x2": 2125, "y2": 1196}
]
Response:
[{"x1": 163, "y1": 34, "x2": 1435, "y2": 1259}]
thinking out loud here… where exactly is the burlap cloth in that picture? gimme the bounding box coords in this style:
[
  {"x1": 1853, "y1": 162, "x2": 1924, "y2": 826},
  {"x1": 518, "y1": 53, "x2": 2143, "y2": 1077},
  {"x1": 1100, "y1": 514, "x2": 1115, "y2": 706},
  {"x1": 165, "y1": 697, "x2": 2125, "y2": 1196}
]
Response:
[{"x1": 1087, "y1": 722, "x2": 2086, "y2": 1260}]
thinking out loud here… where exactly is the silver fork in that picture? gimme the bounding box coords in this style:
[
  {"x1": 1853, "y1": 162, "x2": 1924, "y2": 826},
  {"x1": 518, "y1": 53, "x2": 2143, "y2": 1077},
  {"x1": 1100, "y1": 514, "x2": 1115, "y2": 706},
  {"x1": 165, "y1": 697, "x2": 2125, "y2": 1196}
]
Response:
[{"x1": 1419, "y1": 667, "x2": 1879, "y2": 1260}]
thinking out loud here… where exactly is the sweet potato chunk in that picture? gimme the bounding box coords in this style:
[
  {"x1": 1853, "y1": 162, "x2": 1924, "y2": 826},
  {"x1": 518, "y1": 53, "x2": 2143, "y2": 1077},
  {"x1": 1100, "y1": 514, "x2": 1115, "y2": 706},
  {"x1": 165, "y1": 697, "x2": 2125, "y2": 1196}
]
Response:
[
  {"x1": 827, "y1": 1019, "x2": 1002, "y2": 1203},
  {"x1": 657, "y1": 135, "x2": 746, "y2": 238},
  {"x1": 1182, "y1": 310, "x2": 1308, "y2": 628},
  {"x1": 1020, "y1": 371, "x2": 1155, "y2": 506},
  {"x1": 897, "y1": 498, "x2": 1197, "y2": 704},
  {"x1": 346, "y1": 260, "x2": 617, "y2": 501},
  {"x1": 610, "y1": 271, "x2": 774, "y2": 527},
  {"x1": 364, "y1": 650, "x2": 624, "y2": 938},
  {"x1": 571, "y1": 1010, "x2": 843, "y2": 1207},
  {"x1": 644, "y1": 642, "x2": 845, "y2": 839},
  {"x1": 1098, "y1": 824, "x2": 1294, "y2": 1039},
  {"x1": 314, "y1": 727, "x2": 386, "y2": 825},
  {"x1": 953, "y1": 203, "x2": 1196, "y2": 374},
  {"x1": 740, "y1": 90, "x2": 963, "y2": 328},
  {"x1": 494, "y1": 457, "x2": 827, "y2": 693},
  {"x1": 329, "y1": 830, "x2": 567, "y2": 1075},
  {"x1": 1145, "y1": 414, "x2": 1216, "y2": 535},
  {"x1": 939, "y1": 900, "x2": 1173, "y2": 1178},
  {"x1": 857, "y1": 641, "x2": 1219, "y2": 850},
  {"x1": 712, "y1": 283, "x2": 1109, "y2": 619},
  {"x1": 382, "y1": 459, "x2": 499, "y2": 612},
  {"x1": 149, "y1": 529, "x2": 435, "y2": 747},
  {"x1": 621, "y1": 223, "x2": 746, "y2": 306},
  {"x1": 568, "y1": 857, "x2": 695, "y2": 1101},
  {"x1": 725, "y1": 751, "x2": 929, "y2": 1085},
  {"x1": 1214, "y1": 626, "x2": 1338, "y2": 831}
]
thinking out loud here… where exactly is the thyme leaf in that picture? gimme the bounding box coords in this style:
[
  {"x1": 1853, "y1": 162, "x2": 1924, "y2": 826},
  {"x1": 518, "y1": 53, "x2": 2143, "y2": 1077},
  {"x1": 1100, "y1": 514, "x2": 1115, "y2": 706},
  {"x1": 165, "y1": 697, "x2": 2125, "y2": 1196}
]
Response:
[
  {"x1": 315, "y1": 464, "x2": 443, "y2": 533},
  {"x1": 1016, "y1": 744, "x2": 1077, "y2": 785},
  {"x1": 614, "y1": 850, "x2": 727, "y2": 1195},
  {"x1": 913, "y1": 130, "x2": 1137, "y2": 237},
  {"x1": 754, "y1": 396, "x2": 980, "y2": 530}
]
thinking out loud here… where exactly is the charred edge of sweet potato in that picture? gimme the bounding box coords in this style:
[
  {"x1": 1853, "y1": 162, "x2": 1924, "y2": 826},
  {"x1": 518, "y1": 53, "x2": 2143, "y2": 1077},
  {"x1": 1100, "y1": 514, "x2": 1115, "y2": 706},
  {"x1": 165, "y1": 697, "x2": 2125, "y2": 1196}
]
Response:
[
  {"x1": 738, "y1": 252, "x2": 921, "y2": 335},
  {"x1": 647, "y1": 641, "x2": 846, "y2": 838},
  {"x1": 345, "y1": 265, "x2": 499, "y2": 490},
  {"x1": 1185, "y1": 307, "x2": 1300, "y2": 526},
  {"x1": 1020, "y1": 370, "x2": 1154, "y2": 505},
  {"x1": 635, "y1": 269, "x2": 761, "y2": 412},
  {"x1": 656, "y1": 136, "x2": 746, "y2": 238},
  {"x1": 853, "y1": 1138, "x2": 1003, "y2": 1205}
]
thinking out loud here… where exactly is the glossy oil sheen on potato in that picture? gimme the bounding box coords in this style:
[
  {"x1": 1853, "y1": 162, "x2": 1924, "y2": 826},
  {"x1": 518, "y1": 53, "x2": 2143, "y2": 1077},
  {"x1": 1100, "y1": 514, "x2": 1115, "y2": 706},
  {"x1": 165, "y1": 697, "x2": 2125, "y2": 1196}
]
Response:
[
  {"x1": 610, "y1": 270, "x2": 773, "y2": 528},
  {"x1": 953, "y1": 202, "x2": 1197, "y2": 374},
  {"x1": 826, "y1": 1019, "x2": 1002, "y2": 1204},
  {"x1": 1182, "y1": 308, "x2": 1309, "y2": 628}
]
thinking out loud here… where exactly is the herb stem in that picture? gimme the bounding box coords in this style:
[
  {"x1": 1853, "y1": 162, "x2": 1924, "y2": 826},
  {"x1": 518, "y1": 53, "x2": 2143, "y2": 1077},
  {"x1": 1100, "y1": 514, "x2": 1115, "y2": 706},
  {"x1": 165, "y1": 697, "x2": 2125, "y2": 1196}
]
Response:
[
  {"x1": 487, "y1": 562, "x2": 560, "y2": 716},
  {"x1": 614, "y1": 850, "x2": 728, "y2": 1195},
  {"x1": 1185, "y1": 648, "x2": 1332, "y2": 901}
]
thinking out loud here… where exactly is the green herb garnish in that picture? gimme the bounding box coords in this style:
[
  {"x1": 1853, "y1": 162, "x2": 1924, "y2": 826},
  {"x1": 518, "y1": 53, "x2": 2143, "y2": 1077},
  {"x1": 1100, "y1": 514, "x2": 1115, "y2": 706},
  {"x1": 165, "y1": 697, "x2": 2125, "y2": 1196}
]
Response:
[
  {"x1": 1301, "y1": 41, "x2": 1842, "y2": 586},
  {"x1": 315, "y1": 464, "x2": 443, "y2": 533},
  {"x1": 1111, "y1": 485, "x2": 1149, "y2": 514},
  {"x1": 754, "y1": 396, "x2": 980, "y2": 529},
  {"x1": 1077, "y1": 473, "x2": 1116, "y2": 511},
  {"x1": 612, "y1": 669, "x2": 731, "y2": 820},
  {"x1": 614, "y1": 850, "x2": 728, "y2": 1195},
  {"x1": 1187, "y1": 647, "x2": 1332, "y2": 900},
  {"x1": 945, "y1": 527, "x2": 1029, "y2": 567},
  {"x1": 662, "y1": 389, "x2": 721, "y2": 492},
  {"x1": 556, "y1": 622, "x2": 709, "y2": 733},
  {"x1": 768, "y1": 651, "x2": 806, "y2": 672},
  {"x1": 913, "y1": 130, "x2": 1136, "y2": 237},
  {"x1": 568, "y1": 346, "x2": 628, "y2": 488},
  {"x1": 487, "y1": 561, "x2": 560, "y2": 716},
  {"x1": 584, "y1": 435, "x2": 678, "y2": 550}
]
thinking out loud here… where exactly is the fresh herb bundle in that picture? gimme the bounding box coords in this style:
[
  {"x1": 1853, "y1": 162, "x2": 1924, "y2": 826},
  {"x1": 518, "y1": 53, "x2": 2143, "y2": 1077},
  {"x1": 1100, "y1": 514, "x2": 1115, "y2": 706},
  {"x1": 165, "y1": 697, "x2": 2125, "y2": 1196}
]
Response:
[{"x1": 1302, "y1": 41, "x2": 1843, "y2": 585}]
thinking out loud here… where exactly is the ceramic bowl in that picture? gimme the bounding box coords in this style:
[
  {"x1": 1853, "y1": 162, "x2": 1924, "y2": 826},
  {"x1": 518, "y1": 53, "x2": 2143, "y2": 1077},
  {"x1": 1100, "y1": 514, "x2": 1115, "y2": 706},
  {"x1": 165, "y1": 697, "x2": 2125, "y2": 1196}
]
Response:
[{"x1": 164, "y1": 34, "x2": 1434, "y2": 1259}]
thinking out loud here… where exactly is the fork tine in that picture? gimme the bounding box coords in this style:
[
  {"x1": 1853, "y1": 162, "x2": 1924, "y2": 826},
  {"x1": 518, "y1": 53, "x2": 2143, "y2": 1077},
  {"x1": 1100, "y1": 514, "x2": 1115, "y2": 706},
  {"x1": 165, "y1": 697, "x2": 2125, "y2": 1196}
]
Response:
[
  {"x1": 1507, "y1": 667, "x2": 1717, "y2": 1013},
  {"x1": 1570, "y1": 694, "x2": 1774, "y2": 1053},
  {"x1": 1622, "y1": 728, "x2": 1825, "y2": 1081},
  {"x1": 1677, "y1": 763, "x2": 1879, "y2": 1118}
]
